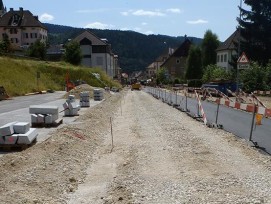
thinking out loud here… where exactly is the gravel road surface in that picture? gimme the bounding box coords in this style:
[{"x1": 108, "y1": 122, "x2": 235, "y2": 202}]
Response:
[
  {"x1": 0, "y1": 90, "x2": 271, "y2": 203},
  {"x1": 68, "y1": 90, "x2": 271, "y2": 204}
]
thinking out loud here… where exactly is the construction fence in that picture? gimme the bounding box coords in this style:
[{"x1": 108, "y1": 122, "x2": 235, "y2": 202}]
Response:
[{"x1": 145, "y1": 87, "x2": 271, "y2": 154}]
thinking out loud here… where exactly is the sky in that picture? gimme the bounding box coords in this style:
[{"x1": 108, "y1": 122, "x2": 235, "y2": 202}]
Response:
[{"x1": 5, "y1": 0, "x2": 250, "y2": 42}]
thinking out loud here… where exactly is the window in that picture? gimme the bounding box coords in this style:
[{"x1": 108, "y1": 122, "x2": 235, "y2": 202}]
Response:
[
  {"x1": 10, "y1": 38, "x2": 18, "y2": 43},
  {"x1": 220, "y1": 55, "x2": 223, "y2": 62},
  {"x1": 35, "y1": 33, "x2": 38, "y2": 38},
  {"x1": 224, "y1": 54, "x2": 227, "y2": 62},
  {"x1": 217, "y1": 55, "x2": 220, "y2": 62},
  {"x1": 11, "y1": 14, "x2": 20, "y2": 26},
  {"x1": 24, "y1": 33, "x2": 28, "y2": 38},
  {"x1": 10, "y1": 28, "x2": 17, "y2": 34}
]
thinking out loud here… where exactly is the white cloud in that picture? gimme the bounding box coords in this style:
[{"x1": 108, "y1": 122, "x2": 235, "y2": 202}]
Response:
[
  {"x1": 121, "y1": 11, "x2": 129, "y2": 16},
  {"x1": 141, "y1": 22, "x2": 147, "y2": 26},
  {"x1": 145, "y1": 31, "x2": 154, "y2": 35},
  {"x1": 120, "y1": 27, "x2": 129, "y2": 31},
  {"x1": 166, "y1": 8, "x2": 182, "y2": 13},
  {"x1": 76, "y1": 8, "x2": 110, "y2": 13},
  {"x1": 132, "y1": 9, "x2": 166, "y2": 17},
  {"x1": 76, "y1": 10, "x2": 92, "y2": 13},
  {"x1": 40, "y1": 13, "x2": 54, "y2": 22},
  {"x1": 186, "y1": 19, "x2": 208, "y2": 24},
  {"x1": 133, "y1": 27, "x2": 141, "y2": 31},
  {"x1": 84, "y1": 22, "x2": 115, "y2": 29}
]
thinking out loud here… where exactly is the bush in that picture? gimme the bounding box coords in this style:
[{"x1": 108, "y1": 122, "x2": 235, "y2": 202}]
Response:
[
  {"x1": 202, "y1": 64, "x2": 232, "y2": 83},
  {"x1": 240, "y1": 62, "x2": 269, "y2": 92}
]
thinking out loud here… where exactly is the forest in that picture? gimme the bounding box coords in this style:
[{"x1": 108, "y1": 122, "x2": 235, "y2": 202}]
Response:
[{"x1": 44, "y1": 23, "x2": 202, "y2": 73}]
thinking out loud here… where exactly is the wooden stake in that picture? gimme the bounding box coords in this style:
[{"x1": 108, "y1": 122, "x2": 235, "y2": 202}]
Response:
[{"x1": 110, "y1": 117, "x2": 114, "y2": 152}]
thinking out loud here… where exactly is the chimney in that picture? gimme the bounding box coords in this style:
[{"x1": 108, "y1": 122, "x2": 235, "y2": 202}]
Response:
[
  {"x1": 10, "y1": 8, "x2": 13, "y2": 12},
  {"x1": 34, "y1": 15, "x2": 38, "y2": 20},
  {"x1": 19, "y1": 7, "x2": 23, "y2": 12}
]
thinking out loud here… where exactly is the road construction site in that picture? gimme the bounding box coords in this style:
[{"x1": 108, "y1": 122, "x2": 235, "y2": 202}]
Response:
[
  {"x1": 0, "y1": 84, "x2": 105, "y2": 150},
  {"x1": 0, "y1": 88, "x2": 271, "y2": 203},
  {"x1": 146, "y1": 87, "x2": 271, "y2": 154}
]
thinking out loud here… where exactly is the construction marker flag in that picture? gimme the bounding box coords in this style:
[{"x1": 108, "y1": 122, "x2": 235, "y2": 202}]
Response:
[
  {"x1": 195, "y1": 90, "x2": 208, "y2": 125},
  {"x1": 255, "y1": 113, "x2": 263, "y2": 125}
]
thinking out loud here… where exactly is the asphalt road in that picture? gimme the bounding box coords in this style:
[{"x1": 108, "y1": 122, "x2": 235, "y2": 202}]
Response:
[
  {"x1": 147, "y1": 88, "x2": 271, "y2": 154},
  {"x1": 0, "y1": 91, "x2": 101, "y2": 144}
]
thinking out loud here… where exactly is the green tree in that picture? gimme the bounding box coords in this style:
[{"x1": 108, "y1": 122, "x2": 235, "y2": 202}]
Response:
[
  {"x1": 27, "y1": 40, "x2": 47, "y2": 60},
  {"x1": 238, "y1": 1, "x2": 271, "y2": 65},
  {"x1": 201, "y1": 30, "x2": 220, "y2": 67},
  {"x1": 202, "y1": 64, "x2": 232, "y2": 83},
  {"x1": 0, "y1": 34, "x2": 11, "y2": 54},
  {"x1": 266, "y1": 62, "x2": 271, "y2": 87},
  {"x1": 185, "y1": 46, "x2": 202, "y2": 80},
  {"x1": 240, "y1": 62, "x2": 269, "y2": 92},
  {"x1": 156, "y1": 67, "x2": 167, "y2": 84},
  {"x1": 64, "y1": 41, "x2": 82, "y2": 65}
]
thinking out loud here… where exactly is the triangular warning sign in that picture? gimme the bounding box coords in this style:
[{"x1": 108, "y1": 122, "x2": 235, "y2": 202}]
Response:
[{"x1": 237, "y1": 52, "x2": 249, "y2": 63}]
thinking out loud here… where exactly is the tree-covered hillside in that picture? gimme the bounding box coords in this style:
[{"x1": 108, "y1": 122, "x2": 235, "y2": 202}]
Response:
[{"x1": 44, "y1": 23, "x2": 202, "y2": 73}]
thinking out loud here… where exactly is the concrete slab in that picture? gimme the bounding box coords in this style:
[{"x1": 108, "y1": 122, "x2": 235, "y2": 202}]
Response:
[
  {"x1": 29, "y1": 105, "x2": 59, "y2": 115},
  {"x1": 13, "y1": 122, "x2": 30, "y2": 134},
  {"x1": 37, "y1": 114, "x2": 45, "y2": 123},
  {"x1": 0, "y1": 136, "x2": 5, "y2": 144},
  {"x1": 63, "y1": 102, "x2": 69, "y2": 110},
  {"x1": 80, "y1": 92, "x2": 90, "y2": 97},
  {"x1": 0, "y1": 122, "x2": 17, "y2": 136},
  {"x1": 68, "y1": 102, "x2": 78, "y2": 110},
  {"x1": 31, "y1": 114, "x2": 38, "y2": 124},
  {"x1": 16, "y1": 128, "x2": 38, "y2": 144},
  {"x1": 68, "y1": 95, "x2": 75, "y2": 100},
  {"x1": 4, "y1": 135, "x2": 18, "y2": 144},
  {"x1": 45, "y1": 114, "x2": 53, "y2": 124},
  {"x1": 80, "y1": 102, "x2": 90, "y2": 107},
  {"x1": 80, "y1": 96, "x2": 90, "y2": 102},
  {"x1": 64, "y1": 108, "x2": 78, "y2": 116}
]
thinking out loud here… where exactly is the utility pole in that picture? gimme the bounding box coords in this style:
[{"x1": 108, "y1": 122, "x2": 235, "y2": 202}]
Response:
[{"x1": 237, "y1": 0, "x2": 243, "y2": 93}]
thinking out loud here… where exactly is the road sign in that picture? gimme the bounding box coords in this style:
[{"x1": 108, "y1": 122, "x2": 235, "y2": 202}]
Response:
[
  {"x1": 238, "y1": 63, "x2": 250, "y2": 70},
  {"x1": 237, "y1": 52, "x2": 250, "y2": 69},
  {"x1": 237, "y1": 52, "x2": 249, "y2": 63}
]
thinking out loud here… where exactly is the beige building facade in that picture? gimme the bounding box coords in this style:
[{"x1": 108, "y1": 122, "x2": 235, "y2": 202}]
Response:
[
  {"x1": 0, "y1": 5, "x2": 47, "y2": 51},
  {"x1": 74, "y1": 30, "x2": 119, "y2": 78}
]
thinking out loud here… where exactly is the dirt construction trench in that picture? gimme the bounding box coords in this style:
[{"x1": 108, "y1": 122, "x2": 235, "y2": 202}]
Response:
[{"x1": 1, "y1": 90, "x2": 271, "y2": 203}]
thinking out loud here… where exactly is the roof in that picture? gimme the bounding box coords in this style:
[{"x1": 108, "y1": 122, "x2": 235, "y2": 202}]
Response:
[
  {"x1": 0, "y1": 8, "x2": 46, "y2": 29},
  {"x1": 147, "y1": 62, "x2": 155, "y2": 69},
  {"x1": 73, "y1": 30, "x2": 108, "y2": 46},
  {"x1": 216, "y1": 30, "x2": 240, "y2": 51},
  {"x1": 160, "y1": 38, "x2": 191, "y2": 67}
]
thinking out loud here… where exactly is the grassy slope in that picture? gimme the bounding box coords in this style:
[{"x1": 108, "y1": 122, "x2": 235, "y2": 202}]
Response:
[{"x1": 0, "y1": 57, "x2": 121, "y2": 97}]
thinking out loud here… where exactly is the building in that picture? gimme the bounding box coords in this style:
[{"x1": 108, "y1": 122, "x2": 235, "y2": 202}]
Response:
[
  {"x1": 146, "y1": 49, "x2": 170, "y2": 79},
  {"x1": 146, "y1": 62, "x2": 156, "y2": 79},
  {"x1": 216, "y1": 30, "x2": 239, "y2": 71},
  {"x1": 160, "y1": 38, "x2": 191, "y2": 79},
  {"x1": 73, "y1": 30, "x2": 119, "y2": 78},
  {"x1": 0, "y1": 3, "x2": 47, "y2": 51}
]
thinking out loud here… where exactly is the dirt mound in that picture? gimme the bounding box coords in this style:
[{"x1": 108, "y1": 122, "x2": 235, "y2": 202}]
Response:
[{"x1": 63, "y1": 84, "x2": 110, "y2": 99}]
